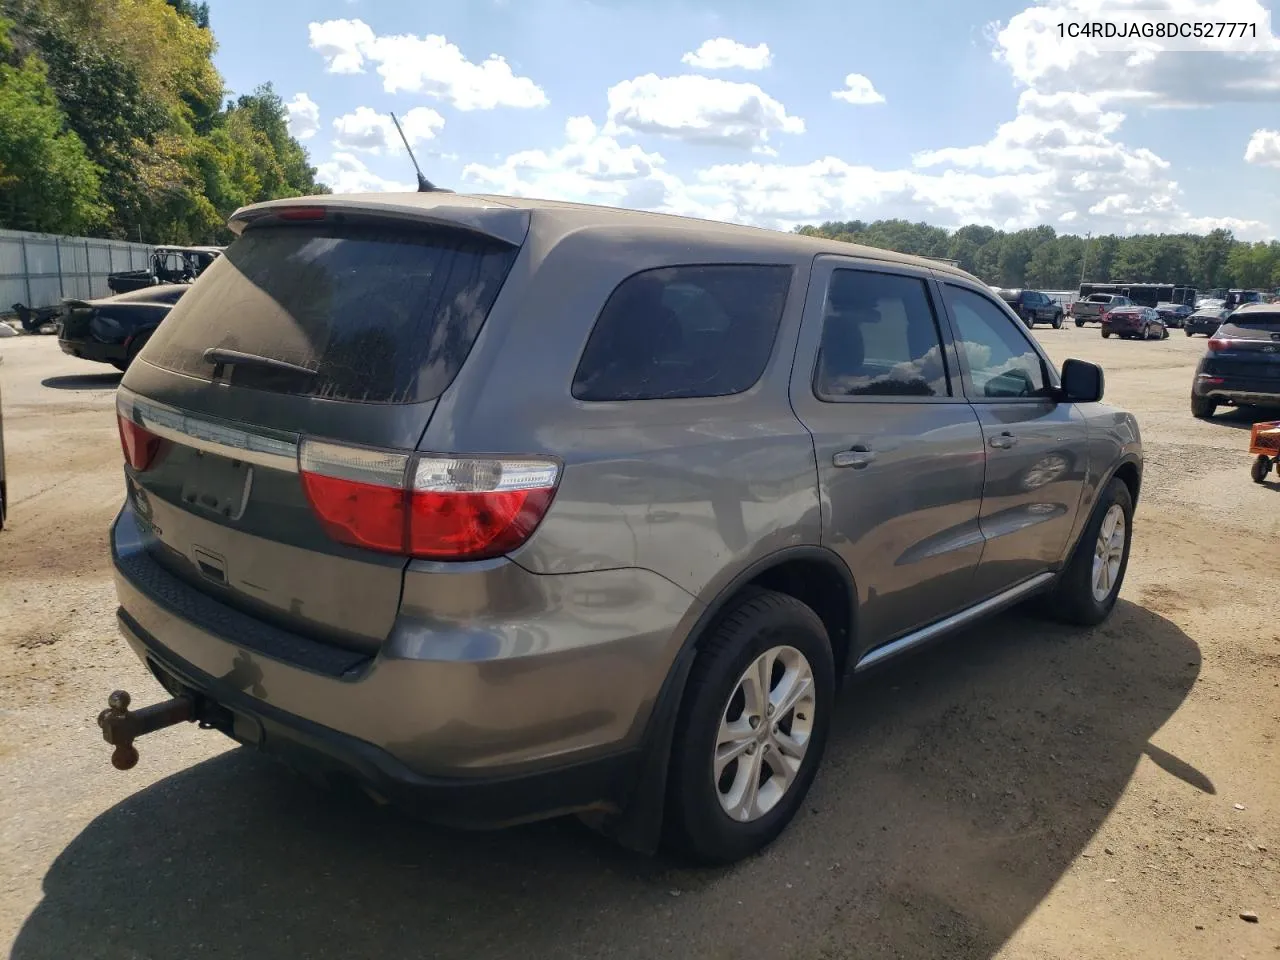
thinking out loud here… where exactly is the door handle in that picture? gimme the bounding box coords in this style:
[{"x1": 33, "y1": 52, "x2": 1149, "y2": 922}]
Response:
[
  {"x1": 833, "y1": 445, "x2": 876, "y2": 469},
  {"x1": 988, "y1": 432, "x2": 1018, "y2": 450}
]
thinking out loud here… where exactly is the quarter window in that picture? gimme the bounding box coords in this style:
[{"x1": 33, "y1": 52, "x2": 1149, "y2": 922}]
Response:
[{"x1": 572, "y1": 265, "x2": 791, "y2": 401}]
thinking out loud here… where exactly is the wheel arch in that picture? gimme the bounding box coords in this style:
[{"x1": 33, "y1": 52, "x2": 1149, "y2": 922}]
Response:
[{"x1": 607, "y1": 545, "x2": 858, "y2": 853}]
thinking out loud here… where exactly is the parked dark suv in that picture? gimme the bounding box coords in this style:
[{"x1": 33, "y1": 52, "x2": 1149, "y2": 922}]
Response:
[
  {"x1": 104, "y1": 192, "x2": 1143, "y2": 864},
  {"x1": 1191, "y1": 303, "x2": 1280, "y2": 418},
  {"x1": 996, "y1": 288, "x2": 1064, "y2": 328}
]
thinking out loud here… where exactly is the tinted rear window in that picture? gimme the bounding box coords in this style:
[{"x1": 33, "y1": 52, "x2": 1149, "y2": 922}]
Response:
[
  {"x1": 141, "y1": 224, "x2": 518, "y2": 403},
  {"x1": 572, "y1": 264, "x2": 791, "y2": 401},
  {"x1": 1228, "y1": 312, "x2": 1280, "y2": 330}
]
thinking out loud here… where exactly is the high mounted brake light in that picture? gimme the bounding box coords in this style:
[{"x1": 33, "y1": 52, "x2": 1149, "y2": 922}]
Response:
[
  {"x1": 299, "y1": 439, "x2": 560, "y2": 561},
  {"x1": 275, "y1": 207, "x2": 327, "y2": 221}
]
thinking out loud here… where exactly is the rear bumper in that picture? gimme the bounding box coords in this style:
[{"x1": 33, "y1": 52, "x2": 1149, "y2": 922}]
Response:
[
  {"x1": 1193, "y1": 381, "x2": 1280, "y2": 406},
  {"x1": 58, "y1": 337, "x2": 125, "y2": 364},
  {"x1": 117, "y1": 609, "x2": 642, "y2": 828},
  {"x1": 110, "y1": 503, "x2": 697, "y2": 824}
]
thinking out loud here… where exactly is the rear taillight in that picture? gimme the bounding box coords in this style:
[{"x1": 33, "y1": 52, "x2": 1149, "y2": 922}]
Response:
[
  {"x1": 299, "y1": 439, "x2": 560, "y2": 561},
  {"x1": 117, "y1": 413, "x2": 165, "y2": 471},
  {"x1": 1207, "y1": 337, "x2": 1231, "y2": 352}
]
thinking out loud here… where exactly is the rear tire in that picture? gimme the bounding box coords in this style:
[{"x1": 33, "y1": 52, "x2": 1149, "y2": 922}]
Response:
[
  {"x1": 1161, "y1": 326, "x2": 1169, "y2": 340},
  {"x1": 1102, "y1": 330, "x2": 1111, "y2": 338},
  {"x1": 123, "y1": 331, "x2": 152, "y2": 370},
  {"x1": 1185, "y1": 328, "x2": 1194, "y2": 336},
  {"x1": 1252, "y1": 455, "x2": 1272, "y2": 484},
  {"x1": 666, "y1": 588, "x2": 834, "y2": 865},
  {"x1": 1190, "y1": 394, "x2": 1217, "y2": 419},
  {"x1": 1053, "y1": 313, "x2": 1063, "y2": 329},
  {"x1": 1045, "y1": 478, "x2": 1133, "y2": 627}
]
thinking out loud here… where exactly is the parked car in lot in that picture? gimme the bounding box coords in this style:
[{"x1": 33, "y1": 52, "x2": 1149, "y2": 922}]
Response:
[
  {"x1": 1101, "y1": 305, "x2": 1169, "y2": 340},
  {"x1": 1072, "y1": 293, "x2": 1132, "y2": 326},
  {"x1": 57, "y1": 285, "x2": 188, "y2": 371},
  {"x1": 1154, "y1": 302, "x2": 1192, "y2": 328},
  {"x1": 1185, "y1": 307, "x2": 1231, "y2": 337},
  {"x1": 995, "y1": 288, "x2": 1064, "y2": 328},
  {"x1": 1191, "y1": 304, "x2": 1280, "y2": 418},
  {"x1": 103, "y1": 192, "x2": 1142, "y2": 865},
  {"x1": 107, "y1": 246, "x2": 222, "y2": 295}
]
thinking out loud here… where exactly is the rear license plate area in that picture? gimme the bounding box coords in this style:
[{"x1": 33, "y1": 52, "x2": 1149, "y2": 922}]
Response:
[{"x1": 180, "y1": 451, "x2": 253, "y2": 521}]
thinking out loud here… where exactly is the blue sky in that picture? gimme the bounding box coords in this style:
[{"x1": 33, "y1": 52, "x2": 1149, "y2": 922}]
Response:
[{"x1": 209, "y1": 0, "x2": 1280, "y2": 238}]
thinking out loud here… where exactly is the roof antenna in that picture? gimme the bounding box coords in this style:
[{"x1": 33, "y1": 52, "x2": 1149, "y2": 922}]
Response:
[{"x1": 390, "y1": 112, "x2": 451, "y2": 193}]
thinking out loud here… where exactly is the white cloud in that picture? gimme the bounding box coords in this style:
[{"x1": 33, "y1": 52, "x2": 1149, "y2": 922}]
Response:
[
  {"x1": 604, "y1": 74, "x2": 804, "y2": 150},
  {"x1": 331, "y1": 106, "x2": 445, "y2": 154},
  {"x1": 991, "y1": 0, "x2": 1280, "y2": 106},
  {"x1": 463, "y1": 116, "x2": 690, "y2": 210},
  {"x1": 308, "y1": 19, "x2": 373, "y2": 75},
  {"x1": 285, "y1": 92, "x2": 320, "y2": 140},
  {"x1": 315, "y1": 152, "x2": 416, "y2": 194},
  {"x1": 457, "y1": 0, "x2": 1273, "y2": 239},
  {"x1": 681, "y1": 38, "x2": 772, "y2": 70},
  {"x1": 307, "y1": 18, "x2": 548, "y2": 110},
  {"x1": 1245, "y1": 128, "x2": 1280, "y2": 166},
  {"x1": 831, "y1": 73, "x2": 885, "y2": 105}
]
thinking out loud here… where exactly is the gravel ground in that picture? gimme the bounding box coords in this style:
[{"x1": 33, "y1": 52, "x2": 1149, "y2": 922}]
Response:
[{"x1": 1, "y1": 327, "x2": 1278, "y2": 960}]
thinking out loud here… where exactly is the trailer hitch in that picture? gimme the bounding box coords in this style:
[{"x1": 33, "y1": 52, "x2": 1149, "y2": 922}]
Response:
[{"x1": 97, "y1": 689, "x2": 196, "y2": 770}]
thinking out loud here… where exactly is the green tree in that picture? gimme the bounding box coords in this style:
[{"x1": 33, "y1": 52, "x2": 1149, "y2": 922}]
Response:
[{"x1": 0, "y1": 17, "x2": 103, "y2": 233}]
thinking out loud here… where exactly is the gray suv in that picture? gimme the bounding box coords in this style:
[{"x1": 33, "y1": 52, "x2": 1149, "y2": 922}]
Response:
[{"x1": 105, "y1": 192, "x2": 1142, "y2": 865}]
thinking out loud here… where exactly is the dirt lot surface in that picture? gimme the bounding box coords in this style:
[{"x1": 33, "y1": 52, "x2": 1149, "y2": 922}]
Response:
[{"x1": 1, "y1": 327, "x2": 1278, "y2": 960}]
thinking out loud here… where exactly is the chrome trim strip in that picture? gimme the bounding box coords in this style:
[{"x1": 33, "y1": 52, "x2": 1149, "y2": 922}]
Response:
[
  {"x1": 853, "y1": 571, "x2": 1055, "y2": 673},
  {"x1": 117, "y1": 388, "x2": 300, "y2": 473}
]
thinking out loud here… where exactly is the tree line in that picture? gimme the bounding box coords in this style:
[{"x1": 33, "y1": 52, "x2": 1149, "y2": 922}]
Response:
[
  {"x1": 795, "y1": 220, "x2": 1280, "y2": 293},
  {"x1": 0, "y1": 0, "x2": 326, "y2": 244}
]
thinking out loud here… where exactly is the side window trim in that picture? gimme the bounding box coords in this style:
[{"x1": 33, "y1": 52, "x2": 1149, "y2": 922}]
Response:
[
  {"x1": 807, "y1": 263, "x2": 961, "y2": 405},
  {"x1": 936, "y1": 279, "x2": 1059, "y2": 404}
]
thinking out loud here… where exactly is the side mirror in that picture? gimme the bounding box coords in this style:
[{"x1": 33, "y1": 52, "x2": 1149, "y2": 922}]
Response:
[{"x1": 1059, "y1": 358, "x2": 1104, "y2": 403}]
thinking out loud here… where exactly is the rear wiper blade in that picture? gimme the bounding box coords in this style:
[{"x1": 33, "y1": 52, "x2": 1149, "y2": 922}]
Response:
[{"x1": 202, "y1": 347, "x2": 317, "y2": 377}]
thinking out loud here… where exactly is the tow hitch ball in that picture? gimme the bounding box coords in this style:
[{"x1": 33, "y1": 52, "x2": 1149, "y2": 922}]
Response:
[{"x1": 97, "y1": 689, "x2": 196, "y2": 770}]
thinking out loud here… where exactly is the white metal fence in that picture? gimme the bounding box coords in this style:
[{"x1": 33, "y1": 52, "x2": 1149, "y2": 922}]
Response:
[{"x1": 0, "y1": 228, "x2": 153, "y2": 312}]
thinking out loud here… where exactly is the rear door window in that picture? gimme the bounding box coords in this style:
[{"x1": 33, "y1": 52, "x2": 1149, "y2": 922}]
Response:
[
  {"x1": 142, "y1": 224, "x2": 519, "y2": 404},
  {"x1": 572, "y1": 264, "x2": 791, "y2": 401},
  {"x1": 813, "y1": 269, "x2": 951, "y2": 399}
]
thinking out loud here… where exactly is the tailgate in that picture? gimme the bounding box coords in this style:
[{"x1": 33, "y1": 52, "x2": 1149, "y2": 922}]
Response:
[{"x1": 116, "y1": 217, "x2": 521, "y2": 652}]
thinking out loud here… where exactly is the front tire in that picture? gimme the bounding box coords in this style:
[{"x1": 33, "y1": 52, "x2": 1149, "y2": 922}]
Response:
[
  {"x1": 1045, "y1": 478, "x2": 1134, "y2": 626},
  {"x1": 666, "y1": 589, "x2": 834, "y2": 865},
  {"x1": 1053, "y1": 312, "x2": 1063, "y2": 329},
  {"x1": 1185, "y1": 328, "x2": 1194, "y2": 337}
]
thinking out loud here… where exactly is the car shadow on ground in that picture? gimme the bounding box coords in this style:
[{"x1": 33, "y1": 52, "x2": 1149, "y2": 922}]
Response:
[
  {"x1": 1210, "y1": 407, "x2": 1280, "y2": 431},
  {"x1": 40, "y1": 373, "x2": 122, "y2": 391},
  {"x1": 13, "y1": 601, "x2": 1201, "y2": 960}
]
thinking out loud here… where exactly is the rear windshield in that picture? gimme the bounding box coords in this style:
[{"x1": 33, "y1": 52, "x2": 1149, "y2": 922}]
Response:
[
  {"x1": 1085, "y1": 295, "x2": 1112, "y2": 303},
  {"x1": 1226, "y1": 312, "x2": 1280, "y2": 330},
  {"x1": 141, "y1": 224, "x2": 518, "y2": 403}
]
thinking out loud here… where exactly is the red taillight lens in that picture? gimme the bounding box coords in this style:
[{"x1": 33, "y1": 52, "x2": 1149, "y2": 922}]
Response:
[
  {"x1": 1207, "y1": 337, "x2": 1230, "y2": 352},
  {"x1": 299, "y1": 441, "x2": 560, "y2": 561},
  {"x1": 117, "y1": 413, "x2": 164, "y2": 471}
]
